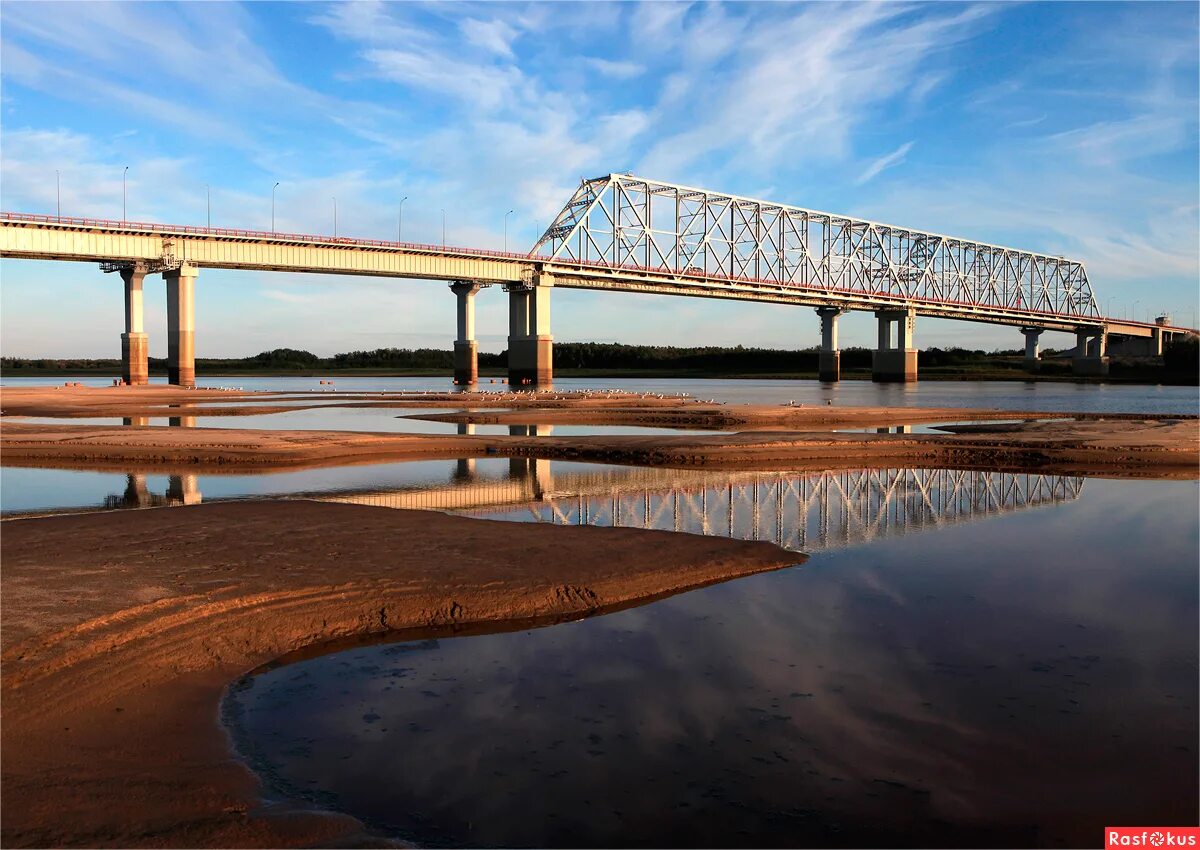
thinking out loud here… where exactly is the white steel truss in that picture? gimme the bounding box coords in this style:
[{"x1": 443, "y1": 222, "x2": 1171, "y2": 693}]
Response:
[
  {"x1": 457, "y1": 468, "x2": 1085, "y2": 554},
  {"x1": 534, "y1": 174, "x2": 1100, "y2": 320}
]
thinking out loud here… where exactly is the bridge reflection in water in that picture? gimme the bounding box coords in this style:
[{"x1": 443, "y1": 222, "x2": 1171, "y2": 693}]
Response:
[{"x1": 320, "y1": 463, "x2": 1085, "y2": 554}]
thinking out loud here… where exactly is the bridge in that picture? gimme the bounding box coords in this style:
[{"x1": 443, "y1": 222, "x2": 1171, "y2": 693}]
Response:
[
  {"x1": 1, "y1": 173, "x2": 1191, "y2": 386},
  {"x1": 95, "y1": 463, "x2": 1084, "y2": 554}
]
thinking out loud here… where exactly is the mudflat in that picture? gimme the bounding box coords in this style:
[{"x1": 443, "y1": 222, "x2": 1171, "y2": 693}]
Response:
[
  {"x1": 1, "y1": 501, "x2": 798, "y2": 848},
  {"x1": 3, "y1": 386, "x2": 1196, "y2": 476},
  {"x1": 2, "y1": 417, "x2": 1196, "y2": 477}
]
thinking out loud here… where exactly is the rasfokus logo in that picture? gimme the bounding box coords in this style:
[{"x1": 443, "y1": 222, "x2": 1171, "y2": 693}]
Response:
[{"x1": 1107, "y1": 827, "x2": 1200, "y2": 848}]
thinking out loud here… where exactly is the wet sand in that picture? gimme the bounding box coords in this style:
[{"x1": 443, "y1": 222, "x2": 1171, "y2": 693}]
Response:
[
  {"x1": 4, "y1": 386, "x2": 1195, "y2": 477},
  {"x1": 3, "y1": 417, "x2": 1196, "y2": 477},
  {"x1": 1, "y1": 501, "x2": 798, "y2": 848}
]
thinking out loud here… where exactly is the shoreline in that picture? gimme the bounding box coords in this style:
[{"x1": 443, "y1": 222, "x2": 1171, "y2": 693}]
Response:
[
  {"x1": 3, "y1": 418, "x2": 1196, "y2": 478},
  {"x1": 3, "y1": 367, "x2": 1196, "y2": 385},
  {"x1": 1, "y1": 502, "x2": 799, "y2": 848}
]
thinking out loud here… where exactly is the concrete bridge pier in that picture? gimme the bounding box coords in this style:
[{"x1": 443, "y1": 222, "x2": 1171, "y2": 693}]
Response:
[
  {"x1": 1072, "y1": 327, "x2": 1109, "y2": 376},
  {"x1": 164, "y1": 264, "x2": 197, "y2": 388},
  {"x1": 872, "y1": 309, "x2": 918, "y2": 382},
  {"x1": 816, "y1": 307, "x2": 844, "y2": 382},
  {"x1": 450, "y1": 281, "x2": 483, "y2": 385},
  {"x1": 506, "y1": 271, "x2": 553, "y2": 386},
  {"x1": 1021, "y1": 328, "x2": 1043, "y2": 371},
  {"x1": 120, "y1": 264, "x2": 149, "y2": 385}
]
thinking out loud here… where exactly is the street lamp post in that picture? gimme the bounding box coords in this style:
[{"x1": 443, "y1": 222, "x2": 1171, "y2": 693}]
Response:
[
  {"x1": 333, "y1": 197, "x2": 337, "y2": 238},
  {"x1": 206, "y1": 185, "x2": 211, "y2": 228},
  {"x1": 398, "y1": 196, "x2": 408, "y2": 242},
  {"x1": 272, "y1": 182, "x2": 280, "y2": 232},
  {"x1": 122, "y1": 166, "x2": 129, "y2": 222},
  {"x1": 441, "y1": 209, "x2": 446, "y2": 248},
  {"x1": 504, "y1": 209, "x2": 514, "y2": 252},
  {"x1": 56, "y1": 170, "x2": 61, "y2": 220},
  {"x1": 1133, "y1": 300, "x2": 1141, "y2": 323}
]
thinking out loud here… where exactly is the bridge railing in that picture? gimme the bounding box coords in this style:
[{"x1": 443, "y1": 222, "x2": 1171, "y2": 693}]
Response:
[{"x1": 0, "y1": 211, "x2": 552, "y2": 263}]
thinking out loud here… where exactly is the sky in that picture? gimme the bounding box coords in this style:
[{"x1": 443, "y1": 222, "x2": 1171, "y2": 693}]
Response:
[{"x1": 1, "y1": 0, "x2": 1197, "y2": 358}]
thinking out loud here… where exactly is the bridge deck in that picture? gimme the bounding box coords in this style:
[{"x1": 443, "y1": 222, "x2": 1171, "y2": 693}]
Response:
[{"x1": 4, "y1": 212, "x2": 1191, "y2": 335}]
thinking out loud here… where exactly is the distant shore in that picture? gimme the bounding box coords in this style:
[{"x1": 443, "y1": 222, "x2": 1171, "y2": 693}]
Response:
[{"x1": 3, "y1": 364, "x2": 1196, "y2": 384}]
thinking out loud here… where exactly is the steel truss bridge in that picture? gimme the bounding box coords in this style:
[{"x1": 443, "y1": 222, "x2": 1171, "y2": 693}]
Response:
[
  {"x1": 1, "y1": 173, "x2": 1191, "y2": 388},
  {"x1": 536, "y1": 174, "x2": 1104, "y2": 328},
  {"x1": 317, "y1": 464, "x2": 1086, "y2": 554}
]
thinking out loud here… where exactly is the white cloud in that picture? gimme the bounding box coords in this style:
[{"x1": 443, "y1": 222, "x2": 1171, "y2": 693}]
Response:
[
  {"x1": 459, "y1": 18, "x2": 520, "y2": 59},
  {"x1": 855, "y1": 141, "x2": 914, "y2": 185},
  {"x1": 639, "y1": 4, "x2": 997, "y2": 178},
  {"x1": 584, "y1": 57, "x2": 645, "y2": 80}
]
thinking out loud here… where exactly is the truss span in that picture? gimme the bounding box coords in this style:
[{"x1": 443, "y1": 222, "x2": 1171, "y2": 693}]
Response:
[{"x1": 535, "y1": 174, "x2": 1101, "y2": 326}]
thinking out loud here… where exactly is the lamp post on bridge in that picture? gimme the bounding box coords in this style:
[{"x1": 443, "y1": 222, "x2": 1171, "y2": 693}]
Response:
[
  {"x1": 441, "y1": 209, "x2": 446, "y2": 248},
  {"x1": 206, "y1": 185, "x2": 210, "y2": 229},
  {"x1": 398, "y1": 196, "x2": 407, "y2": 242},
  {"x1": 332, "y1": 197, "x2": 337, "y2": 238},
  {"x1": 504, "y1": 209, "x2": 514, "y2": 252},
  {"x1": 122, "y1": 166, "x2": 128, "y2": 223},
  {"x1": 56, "y1": 170, "x2": 60, "y2": 221},
  {"x1": 1133, "y1": 300, "x2": 1140, "y2": 323},
  {"x1": 271, "y1": 182, "x2": 280, "y2": 233}
]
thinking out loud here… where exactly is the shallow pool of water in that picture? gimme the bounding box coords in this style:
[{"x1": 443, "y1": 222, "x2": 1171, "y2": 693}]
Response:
[
  {"x1": 3, "y1": 375, "x2": 1196, "y2": 415},
  {"x1": 223, "y1": 475, "x2": 1198, "y2": 848}
]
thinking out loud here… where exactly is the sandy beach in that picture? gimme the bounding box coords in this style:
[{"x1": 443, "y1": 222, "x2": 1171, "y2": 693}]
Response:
[{"x1": 1, "y1": 501, "x2": 798, "y2": 847}]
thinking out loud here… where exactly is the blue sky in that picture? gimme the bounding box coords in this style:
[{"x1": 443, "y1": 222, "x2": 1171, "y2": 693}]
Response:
[{"x1": 2, "y1": 1, "x2": 1197, "y2": 358}]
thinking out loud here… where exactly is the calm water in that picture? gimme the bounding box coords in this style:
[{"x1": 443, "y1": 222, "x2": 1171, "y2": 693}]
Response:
[
  {"x1": 224, "y1": 475, "x2": 1198, "y2": 848},
  {"x1": 2, "y1": 375, "x2": 1196, "y2": 414}
]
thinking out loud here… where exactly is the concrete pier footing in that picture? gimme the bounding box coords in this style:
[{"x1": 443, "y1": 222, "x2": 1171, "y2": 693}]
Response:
[
  {"x1": 164, "y1": 264, "x2": 197, "y2": 388},
  {"x1": 816, "y1": 307, "x2": 843, "y2": 382},
  {"x1": 507, "y1": 272, "x2": 553, "y2": 386},
  {"x1": 873, "y1": 309, "x2": 918, "y2": 383},
  {"x1": 121, "y1": 332, "x2": 149, "y2": 385},
  {"x1": 1072, "y1": 328, "x2": 1109, "y2": 376},
  {"x1": 120, "y1": 265, "x2": 149, "y2": 385}
]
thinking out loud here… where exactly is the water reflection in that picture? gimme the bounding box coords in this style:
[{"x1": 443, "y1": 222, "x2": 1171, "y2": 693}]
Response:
[
  {"x1": 321, "y1": 467, "x2": 1085, "y2": 554},
  {"x1": 224, "y1": 477, "x2": 1198, "y2": 848},
  {"x1": 107, "y1": 473, "x2": 202, "y2": 509},
  {"x1": 7, "y1": 457, "x2": 1086, "y2": 553}
]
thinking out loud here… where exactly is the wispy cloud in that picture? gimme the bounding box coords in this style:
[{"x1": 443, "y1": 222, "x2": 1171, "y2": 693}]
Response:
[
  {"x1": 855, "y1": 141, "x2": 914, "y2": 185},
  {"x1": 584, "y1": 57, "x2": 645, "y2": 80}
]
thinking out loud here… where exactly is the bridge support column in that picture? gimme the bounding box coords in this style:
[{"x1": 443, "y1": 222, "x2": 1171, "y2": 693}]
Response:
[
  {"x1": 816, "y1": 307, "x2": 844, "y2": 382},
  {"x1": 164, "y1": 264, "x2": 197, "y2": 388},
  {"x1": 872, "y1": 309, "x2": 917, "y2": 383},
  {"x1": 1072, "y1": 327, "x2": 1109, "y2": 376},
  {"x1": 120, "y1": 265, "x2": 149, "y2": 385},
  {"x1": 1021, "y1": 328, "x2": 1043, "y2": 371},
  {"x1": 507, "y1": 272, "x2": 553, "y2": 386},
  {"x1": 451, "y1": 281, "x2": 483, "y2": 385}
]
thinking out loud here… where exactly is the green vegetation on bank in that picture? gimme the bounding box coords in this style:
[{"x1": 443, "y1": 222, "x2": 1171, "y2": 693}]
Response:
[{"x1": 2, "y1": 338, "x2": 1196, "y2": 383}]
